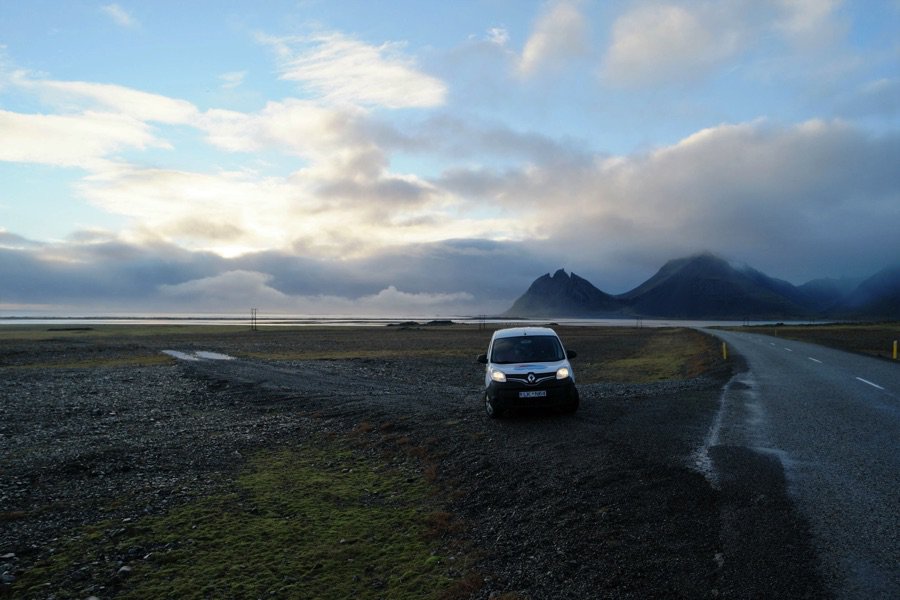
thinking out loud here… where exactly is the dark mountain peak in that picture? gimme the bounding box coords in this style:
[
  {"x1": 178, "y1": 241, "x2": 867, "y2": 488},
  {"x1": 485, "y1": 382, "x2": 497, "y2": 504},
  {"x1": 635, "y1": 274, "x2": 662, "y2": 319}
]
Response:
[
  {"x1": 503, "y1": 256, "x2": 900, "y2": 320},
  {"x1": 618, "y1": 252, "x2": 810, "y2": 319},
  {"x1": 669, "y1": 252, "x2": 732, "y2": 274},
  {"x1": 621, "y1": 252, "x2": 734, "y2": 301},
  {"x1": 504, "y1": 268, "x2": 623, "y2": 317},
  {"x1": 836, "y1": 264, "x2": 900, "y2": 318}
]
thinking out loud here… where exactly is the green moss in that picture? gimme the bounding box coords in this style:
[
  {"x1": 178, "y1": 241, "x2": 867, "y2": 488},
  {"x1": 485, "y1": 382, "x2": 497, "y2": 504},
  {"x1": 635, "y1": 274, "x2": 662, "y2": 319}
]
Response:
[
  {"x1": 561, "y1": 327, "x2": 719, "y2": 383},
  {"x1": 601, "y1": 355, "x2": 684, "y2": 381},
  {"x1": 14, "y1": 440, "x2": 464, "y2": 600}
]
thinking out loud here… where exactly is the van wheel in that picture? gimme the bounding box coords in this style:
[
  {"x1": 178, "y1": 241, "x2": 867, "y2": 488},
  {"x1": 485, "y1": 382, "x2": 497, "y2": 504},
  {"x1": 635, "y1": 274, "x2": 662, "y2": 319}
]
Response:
[
  {"x1": 563, "y1": 390, "x2": 580, "y2": 414},
  {"x1": 485, "y1": 394, "x2": 503, "y2": 419}
]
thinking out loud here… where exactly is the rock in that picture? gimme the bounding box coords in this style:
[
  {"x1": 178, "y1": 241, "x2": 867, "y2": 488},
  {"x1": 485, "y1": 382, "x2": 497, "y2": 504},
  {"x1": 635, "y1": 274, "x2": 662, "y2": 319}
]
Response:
[{"x1": 117, "y1": 565, "x2": 133, "y2": 577}]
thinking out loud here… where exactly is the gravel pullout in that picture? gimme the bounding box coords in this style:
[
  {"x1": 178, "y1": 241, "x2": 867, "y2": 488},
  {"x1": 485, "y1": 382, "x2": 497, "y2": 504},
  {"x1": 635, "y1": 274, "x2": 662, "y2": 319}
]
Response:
[{"x1": 1, "y1": 333, "x2": 826, "y2": 598}]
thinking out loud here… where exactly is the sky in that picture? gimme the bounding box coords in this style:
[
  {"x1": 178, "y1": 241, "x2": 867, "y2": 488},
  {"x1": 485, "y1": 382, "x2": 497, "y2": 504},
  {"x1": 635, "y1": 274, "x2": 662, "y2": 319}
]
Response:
[{"x1": 1, "y1": 0, "x2": 899, "y2": 316}]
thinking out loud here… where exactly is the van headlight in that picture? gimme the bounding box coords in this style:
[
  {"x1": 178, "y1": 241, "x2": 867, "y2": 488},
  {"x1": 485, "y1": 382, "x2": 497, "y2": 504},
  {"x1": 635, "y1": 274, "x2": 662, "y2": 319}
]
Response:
[
  {"x1": 490, "y1": 369, "x2": 507, "y2": 383},
  {"x1": 556, "y1": 367, "x2": 570, "y2": 380}
]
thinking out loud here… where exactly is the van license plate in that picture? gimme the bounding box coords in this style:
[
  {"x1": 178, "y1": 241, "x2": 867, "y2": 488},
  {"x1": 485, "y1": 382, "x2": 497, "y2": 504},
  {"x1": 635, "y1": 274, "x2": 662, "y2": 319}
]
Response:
[{"x1": 519, "y1": 390, "x2": 547, "y2": 398}]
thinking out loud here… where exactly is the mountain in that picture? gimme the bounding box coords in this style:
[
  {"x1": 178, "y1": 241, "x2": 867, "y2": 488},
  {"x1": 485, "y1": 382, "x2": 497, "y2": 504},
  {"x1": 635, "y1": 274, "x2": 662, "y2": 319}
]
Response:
[
  {"x1": 617, "y1": 253, "x2": 810, "y2": 319},
  {"x1": 504, "y1": 269, "x2": 624, "y2": 317},
  {"x1": 832, "y1": 266, "x2": 900, "y2": 319},
  {"x1": 797, "y1": 276, "x2": 863, "y2": 312},
  {"x1": 503, "y1": 253, "x2": 900, "y2": 320}
]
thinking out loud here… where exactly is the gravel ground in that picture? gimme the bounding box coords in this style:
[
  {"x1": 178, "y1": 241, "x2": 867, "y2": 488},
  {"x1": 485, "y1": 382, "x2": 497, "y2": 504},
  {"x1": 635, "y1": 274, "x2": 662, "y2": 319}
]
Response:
[{"x1": 0, "y1": 329, "x2": 826, "y2": 598}]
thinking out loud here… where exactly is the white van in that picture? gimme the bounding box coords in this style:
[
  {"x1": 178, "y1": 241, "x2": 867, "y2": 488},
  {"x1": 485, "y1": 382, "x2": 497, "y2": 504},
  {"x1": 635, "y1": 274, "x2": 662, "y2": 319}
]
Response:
[{"x1": 476, "y1": 327, "x2": 579, "y2": 418}]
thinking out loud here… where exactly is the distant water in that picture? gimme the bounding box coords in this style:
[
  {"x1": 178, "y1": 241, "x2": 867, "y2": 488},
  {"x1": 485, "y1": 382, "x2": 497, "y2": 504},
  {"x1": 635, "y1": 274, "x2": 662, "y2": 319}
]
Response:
[{"x1": 0, "y1": 314, "x2": 821, "y2": 328}]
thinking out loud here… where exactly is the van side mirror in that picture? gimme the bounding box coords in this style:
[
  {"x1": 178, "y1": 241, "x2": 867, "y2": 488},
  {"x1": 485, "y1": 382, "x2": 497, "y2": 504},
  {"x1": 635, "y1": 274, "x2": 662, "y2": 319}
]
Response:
[
  {"x1": 476, "y1": 354, "x2": 488, "y2": 364},
  {"x1": 566, "y1": 349, "x2": 577, "y2": 359}
]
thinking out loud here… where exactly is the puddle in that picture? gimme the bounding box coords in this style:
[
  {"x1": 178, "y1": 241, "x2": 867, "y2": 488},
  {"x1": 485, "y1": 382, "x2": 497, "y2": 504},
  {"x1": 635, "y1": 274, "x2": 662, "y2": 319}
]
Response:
[
  {"x1": 194, "y1": 351, "x2": 235, "y2": 361},
  {"x1": 162, "y1": 350, "x2": 236, "y2": 362}
]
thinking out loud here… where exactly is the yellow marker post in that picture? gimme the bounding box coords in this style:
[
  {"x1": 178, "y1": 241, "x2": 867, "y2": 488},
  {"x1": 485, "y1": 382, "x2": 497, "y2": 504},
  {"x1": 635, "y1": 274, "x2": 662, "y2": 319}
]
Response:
[
  {"x1": 893, "y1": 340, "x2": 898, "y2": 360},
  {"x1": 722, "y1": 342, "x2": 728, "y2": 360}
]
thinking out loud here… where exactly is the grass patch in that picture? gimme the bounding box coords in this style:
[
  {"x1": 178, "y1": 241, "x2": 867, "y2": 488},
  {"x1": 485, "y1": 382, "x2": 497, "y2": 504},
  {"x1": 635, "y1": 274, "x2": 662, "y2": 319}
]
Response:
[
  {"x1": 0, "y1": 323, "x2": 725, "y2": 382},
  {"x1": 13, "y1": 438, "x2": 469, "y2": 600},
  {"x1": 553, "y1": 326, "x2": 721, "y2": 383},
  {"x1": 732, "y1": 322, "x2": 900, "y2": 360}
]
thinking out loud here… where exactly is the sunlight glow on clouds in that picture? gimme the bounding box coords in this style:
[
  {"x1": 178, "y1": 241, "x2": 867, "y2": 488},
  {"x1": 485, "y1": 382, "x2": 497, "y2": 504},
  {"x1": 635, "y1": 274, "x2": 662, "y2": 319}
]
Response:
[
  {"x1": 0, "y1": 109, "x2": 162, "y2": 168},
  {"x1": 198, "y1": 99, "x2": 370, "y2": 158}
]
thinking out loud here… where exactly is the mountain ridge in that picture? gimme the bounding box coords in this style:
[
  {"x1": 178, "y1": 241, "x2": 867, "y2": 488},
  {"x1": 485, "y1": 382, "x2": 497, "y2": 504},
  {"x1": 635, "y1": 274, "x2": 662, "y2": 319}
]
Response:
[{"x1": 503, "y1": 253, "x2": 900, "y2": 320}]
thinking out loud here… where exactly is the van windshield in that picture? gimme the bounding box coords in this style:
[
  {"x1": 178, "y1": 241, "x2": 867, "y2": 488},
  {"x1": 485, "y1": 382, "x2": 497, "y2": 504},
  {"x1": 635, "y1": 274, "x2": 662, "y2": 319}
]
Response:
[{"x1": 490, "y1": 335, "x2": 565, "y2": 364}]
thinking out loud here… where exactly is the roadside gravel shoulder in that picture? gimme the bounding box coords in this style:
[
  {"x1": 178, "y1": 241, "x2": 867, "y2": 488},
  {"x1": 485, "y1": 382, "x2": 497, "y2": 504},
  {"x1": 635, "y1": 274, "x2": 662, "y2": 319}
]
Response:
[{"x1": 1, "y1": 335, "x2": 826, "y2": 598}]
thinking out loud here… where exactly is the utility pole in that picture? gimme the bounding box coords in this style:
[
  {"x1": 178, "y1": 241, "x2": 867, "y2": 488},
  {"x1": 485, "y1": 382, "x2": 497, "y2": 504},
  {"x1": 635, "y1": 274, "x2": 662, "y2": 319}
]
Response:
[{"x1": 250, "y1": 308, "x2": 258, "y2": 331}]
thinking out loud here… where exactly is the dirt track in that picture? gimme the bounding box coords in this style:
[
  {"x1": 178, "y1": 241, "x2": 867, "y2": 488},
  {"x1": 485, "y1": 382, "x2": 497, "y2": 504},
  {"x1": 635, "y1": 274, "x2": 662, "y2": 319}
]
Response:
[{"x1": 0, "y1": 326, "x2": 826, "y2": 598}]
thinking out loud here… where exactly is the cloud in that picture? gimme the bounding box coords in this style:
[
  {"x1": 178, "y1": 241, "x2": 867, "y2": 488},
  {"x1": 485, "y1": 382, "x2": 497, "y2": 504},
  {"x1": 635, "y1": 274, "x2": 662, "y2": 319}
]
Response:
[
  {"x1": 159, "y1": 270, "x2": 292, "y2": 309},
  {"x1": 76, "y1": 164, "x2": 307, "y2": 255},
  {"x1": 197, "y1": 98, "x2": 371, "y2": 158},
  {"x1": 0, "y1": 75, "x2": 197, "y2": 168},
  {"x1": 487, "y1": 27, "x2": 510, "y2": 46},
  {"x1": 0, "y1": 229, "x2": 41, "y2": 250},
  {"x1": 0, "y1": 109, "x2": 163, "y2": 167},
  {"x1": 73, "y1": 155, "x2": 480, "y2": 260},
  {"x1": 773, "y1": 0, "x2": 844, "y2": 49},
  {"x1": 218, "y1": 71, "x2": 247, "y2": 90},
  {"x1": 0, "y1": 234, "x2": 546, "y2": 315},
  {"x1": 518, "y1": 0, "x2": 589, "y2": 77},
  {"x1": 0, "y1": 236, "x2": 226, "y2": 308},
  {"x1": 601, "y1": 3, "x2": 743, "y2": 87},
  {"x1": 159, "y1": 271, "x2": 475, "y2": 315},
  {"x1": 356, "y1": 286, "x2": 474, "y2": 312},
  {"x1": 480, "y1": 118, "x2": 900, "y2": 288},
  {"x1": 259, "y1": 31, "x2": 447, "y2": 109},
  {"x1": 406, "y1": 114, "x2": 592, "y2": 165},
  {"x1": 101, "y1": 4, "x2": 137, "y2": 28},
  {"x1": 17, "y1": 77, "x2": 198, "y2": 123},
  {"x1": 599, "y1": 1, "x2": 854, "y2": 89}
]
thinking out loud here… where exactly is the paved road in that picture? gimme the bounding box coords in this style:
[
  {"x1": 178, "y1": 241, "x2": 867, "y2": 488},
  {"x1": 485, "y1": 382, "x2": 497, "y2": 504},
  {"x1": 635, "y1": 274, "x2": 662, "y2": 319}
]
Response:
[{"x1": 705, "y1": 329, "x2": 899, "y2": 599}]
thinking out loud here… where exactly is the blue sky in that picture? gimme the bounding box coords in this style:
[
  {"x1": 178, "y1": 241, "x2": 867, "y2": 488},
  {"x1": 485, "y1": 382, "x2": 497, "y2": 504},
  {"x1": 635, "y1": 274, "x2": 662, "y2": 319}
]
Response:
[{"x1": 1, "y1": 1, "x2": 899, "y2": 315}]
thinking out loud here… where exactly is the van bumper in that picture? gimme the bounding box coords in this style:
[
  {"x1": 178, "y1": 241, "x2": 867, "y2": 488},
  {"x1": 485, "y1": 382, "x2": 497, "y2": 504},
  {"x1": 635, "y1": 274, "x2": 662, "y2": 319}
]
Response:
[{"x1": 486, "y1": 378, "x2": 579, "y2": 410}]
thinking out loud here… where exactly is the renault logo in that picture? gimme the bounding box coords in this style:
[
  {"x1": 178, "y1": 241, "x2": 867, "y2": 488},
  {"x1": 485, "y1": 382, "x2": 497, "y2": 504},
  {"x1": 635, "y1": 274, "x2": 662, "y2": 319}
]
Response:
[{"x1": 527, "y1": 373, "x2": 536, "y2": 384}]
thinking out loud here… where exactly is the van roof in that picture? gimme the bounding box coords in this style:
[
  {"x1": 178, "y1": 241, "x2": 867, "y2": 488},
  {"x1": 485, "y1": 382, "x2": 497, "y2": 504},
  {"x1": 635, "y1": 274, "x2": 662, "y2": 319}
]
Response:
[{"x1": 491, "y1": 326, "x2": 558, "y2": 339}]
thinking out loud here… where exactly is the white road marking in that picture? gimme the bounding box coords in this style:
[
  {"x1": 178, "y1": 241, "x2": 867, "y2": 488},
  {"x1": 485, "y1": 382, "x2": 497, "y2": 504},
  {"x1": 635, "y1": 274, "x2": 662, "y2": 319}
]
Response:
[
  {"x1": 855, "y1": 377, "x2": 885, "y2": 390},
  {"x1": 784, "y1": 347, "x2": 793, "y2": 352},
  {"x1": 808, "y1": 357, "x2": 822, "y2": 363}
]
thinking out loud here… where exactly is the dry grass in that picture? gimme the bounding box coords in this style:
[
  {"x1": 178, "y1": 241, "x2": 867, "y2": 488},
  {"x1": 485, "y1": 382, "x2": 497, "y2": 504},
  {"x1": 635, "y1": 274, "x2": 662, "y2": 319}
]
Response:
[
  {"x1": 552, "y1": 326, "x2": 721, "y2": 383},
  {"x1": 0, "y1": 323, "x2": 724, "y2": 383}
]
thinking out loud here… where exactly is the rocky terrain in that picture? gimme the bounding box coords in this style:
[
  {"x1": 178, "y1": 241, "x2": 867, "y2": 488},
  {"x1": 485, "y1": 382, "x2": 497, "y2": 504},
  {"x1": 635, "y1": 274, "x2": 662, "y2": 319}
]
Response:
[{"x1": 0, "y1": 327, "x2": 826, "y2": 598}]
